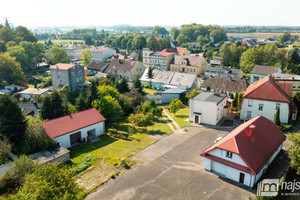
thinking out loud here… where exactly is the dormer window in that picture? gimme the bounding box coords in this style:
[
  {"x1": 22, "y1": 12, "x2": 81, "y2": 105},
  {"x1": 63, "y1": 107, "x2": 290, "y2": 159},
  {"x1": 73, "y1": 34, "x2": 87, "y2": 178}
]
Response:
[{"x1": 226, "y1": 151, "x2": 233, "y2": 158}]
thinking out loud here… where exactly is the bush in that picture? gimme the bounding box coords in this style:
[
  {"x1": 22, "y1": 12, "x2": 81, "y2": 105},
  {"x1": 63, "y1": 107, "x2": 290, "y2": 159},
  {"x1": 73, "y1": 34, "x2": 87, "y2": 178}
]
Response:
[
  {"x1": 70, "y1": 154, "x2": 95, "y2": 175},
  {"x1": 235, "y1": 111, "x2": 240, "y2": 119},
  {"x1": 108, "y1": 128, "x2": 130, "y2": 139}
]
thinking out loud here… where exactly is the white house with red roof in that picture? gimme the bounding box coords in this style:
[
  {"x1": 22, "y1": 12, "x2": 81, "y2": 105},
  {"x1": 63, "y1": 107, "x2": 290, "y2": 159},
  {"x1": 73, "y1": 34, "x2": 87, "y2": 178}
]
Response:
[
  {"x1": 42, "y1": 108, "x2": 106, "y2": 148},
  {"x1": 143, "y1": 47, "x2": 189, "y2": 71},
  {"x1": 240, "y1": 75, "x2": 295, "y2": 123},
  {"x1": 201, "y1": 115, "x2": 286, "y2": 187}
]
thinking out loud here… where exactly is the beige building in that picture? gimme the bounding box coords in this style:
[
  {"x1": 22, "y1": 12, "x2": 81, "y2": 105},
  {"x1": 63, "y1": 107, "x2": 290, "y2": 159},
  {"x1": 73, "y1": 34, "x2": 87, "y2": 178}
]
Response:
[
  {"x1": 91, "y1": 46, "x2": 116, "y2": 62},
  {"x1": 170, "y1": 55, "x2": 208, "y2": 75},
  {"x1": 104, "y1": 59, "x2": 145, "y2": 81},
  {"x1": 273, "y1": 73, "x2": 300, "y2": 96},
  {"x1": 143, "y1": 47, "x2": 189, "y2": 71}
]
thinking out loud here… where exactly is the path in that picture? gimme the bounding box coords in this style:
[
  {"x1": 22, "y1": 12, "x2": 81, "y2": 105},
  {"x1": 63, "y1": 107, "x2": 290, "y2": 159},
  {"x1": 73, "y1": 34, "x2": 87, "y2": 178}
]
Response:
[
  {"x1": 162, "y1": 116, "x2": 176, "y2": 132},
  {"x1": 163, "y1": 109, "x2": 180, "y2": 130}
]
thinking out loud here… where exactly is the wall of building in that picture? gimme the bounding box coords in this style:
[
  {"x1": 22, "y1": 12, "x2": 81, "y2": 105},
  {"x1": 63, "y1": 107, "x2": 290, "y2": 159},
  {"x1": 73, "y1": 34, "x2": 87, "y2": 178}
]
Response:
[
  {"x1": 92, "y1": 49, "x2": 116, "y2": 62},
  {"x1": 161, "y1": 93, "x2": 181, "y2": 104},
  {"x1": 190, "y1": 100, "x2": 220, "y2": 125},
  {"x1": 54, "y1": 121, "x2": 105, "y2": 148},
  {"x1": 277, "y1": 80, "x2": 300, "y2": 96},
  {"x1": 131, "y1": 62, "x2": 146, "y2": 81},
  {"x1": 208, "y1": 149, "x2": 247, "y2": 167},
  {"x1": 240, "y1": 99, "x2": 289, "y2": 123}
]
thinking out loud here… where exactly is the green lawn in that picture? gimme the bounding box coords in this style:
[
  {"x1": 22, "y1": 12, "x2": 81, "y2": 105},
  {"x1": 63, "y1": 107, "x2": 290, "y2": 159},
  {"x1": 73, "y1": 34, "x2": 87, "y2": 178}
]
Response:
[
  {"x1": 143, "y1": 88, "x2": 157, "y2": 95},
  {"x1": 39, "y1": 39, "x2": 85, "y2": 46},
  {"x1": 68, "y1": 118, "x2": 171, "y2": 190},
  {"x1": 165, "y1": 106, "x2": 191, "y2": 128}
]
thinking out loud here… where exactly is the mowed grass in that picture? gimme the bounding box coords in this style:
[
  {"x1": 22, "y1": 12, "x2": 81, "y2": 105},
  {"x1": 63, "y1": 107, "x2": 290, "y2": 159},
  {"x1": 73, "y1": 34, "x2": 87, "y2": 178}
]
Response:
[
  {"x1": 69, "y1": 118, "x2": 172, "y2": 190},
  {"x1": 39, "y1": 39, "x2": 85, "y2": 46},
  {"x1": 165, "y1": 106, "x2": 191, "y2": 128}
]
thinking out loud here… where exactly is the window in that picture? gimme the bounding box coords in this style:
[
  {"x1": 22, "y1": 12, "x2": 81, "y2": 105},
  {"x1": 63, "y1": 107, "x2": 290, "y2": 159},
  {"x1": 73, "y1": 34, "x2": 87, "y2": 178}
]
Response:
[
  {"x1": 172, "y1": 67, "x2": 174, "y2": 71},
  {"x1": 276, "y1": 103, "x2": 280, "y2": 110},
  {"x1": 72, "y1": 72, "x2": 75, "y2": 76},
  {"x1": 226, "y1": 151, "x2": 233, "y2": 158},
  {"x1": 194, "y1": 68, "x2": 196, "y2": 72},
  {"x1": 182, "y1": 62, "x2": 185, "y2": 65},
  {"x1": 79, "y1": 70, "x2": 82, "y2": 74},
  {"x1": 247, "y1": 111, "x2": 252, "y2": 118},
  {"x1": 248, "y1": 100, "x2": 253, "y2": 107},
  {"x1": 259, "y1": 104, "x2": 263, "y2": 111}
]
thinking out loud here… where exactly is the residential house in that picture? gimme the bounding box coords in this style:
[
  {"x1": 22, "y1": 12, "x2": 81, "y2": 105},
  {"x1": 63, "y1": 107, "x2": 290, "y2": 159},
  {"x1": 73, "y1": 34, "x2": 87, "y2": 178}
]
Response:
[
  {"x1": 250, "y1": 65, "x2": 282, "y2": 83},
  {"x1": 242, "y1": 39, "x2": 258, "y2": 47},
  {"x1": 143, "y1": 47, "x2": 189, "y2": 71},
  {"x1": 234, "y1": 36, "x2": 258, "y2": 43},
  {"x1": 272, "y1": 73, "x2": 300, "y2": 96},
  {"x1": 4, "y1": 84, "x2": 26, "y2": 92},
  {"x1": 43, "y1": 108, "x2": 106, "y2": 148},
  {"x1": 204, "y1": 65, "x2": 243, "y2": 79},
  {"x1": 170, "y1": 41, "x2": 180, "y2": 48},
  {"x1": 50, "y1": 63, "x2": 85, "y2": 92},
  {"x1": 104, "y1": 59, "x2": 145, "y2": 81},
  {"x1": 129, "y1": 51, "x2": 138, "y2": 60},
  {"x1": 63, "y1": 45, "x2": 90, "y2": 60},
  {"x1": 170, "y1": 55, "x2": 208, "y2": 75},
  {"x1": 86, "y1": 60, "x2": 109, "y2": 73},
  {"x1": 140, "y1": 69, "x2": 200, "y2": 90},
  {"x1": 189, "y1": 92, "x2": 227, "y2": 125},
  {"x1": 18, "y1": 102, "x2": 41, "y2": 116},
  {"x1": 186, "y1": 42, "x2": 200, "y2": 49},
  {"x1": 18, "y1": 88, "x2": 49, "y2": 100},
  {"x1": 201, "y1": 115, "x2": 285, "y2": 187},
  {"x1": 201, "y1": 77, "x2": 248, "y2": 94},
  {"x1": 240, "y1": 75, "x2": 296, "y2": 123},
  {"x1": 91, "y1": 46, "x2": 116, "y2": 62},
  {"x1": 210, "y1": 57, "x2": 222, "y2": 66}
]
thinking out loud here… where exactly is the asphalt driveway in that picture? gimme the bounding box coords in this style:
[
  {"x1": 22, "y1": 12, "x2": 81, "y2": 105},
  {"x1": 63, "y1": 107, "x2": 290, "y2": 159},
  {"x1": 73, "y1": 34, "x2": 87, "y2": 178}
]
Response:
[{"x1": 86, "y1": 126, "x2": 254, "y2": 200}]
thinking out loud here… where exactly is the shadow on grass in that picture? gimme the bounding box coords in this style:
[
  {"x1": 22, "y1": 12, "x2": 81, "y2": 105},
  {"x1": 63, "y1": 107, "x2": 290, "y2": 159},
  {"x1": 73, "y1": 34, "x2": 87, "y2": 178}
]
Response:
[
  {"x1": 69, "y1": 135, "x2": 118, "y2": 159},
  {"x1": 175, "y1": 114, "x2": 189, "y2": 119},
  {"x1": 147, "y1": 130, "x2": 167, "y2": 136}
]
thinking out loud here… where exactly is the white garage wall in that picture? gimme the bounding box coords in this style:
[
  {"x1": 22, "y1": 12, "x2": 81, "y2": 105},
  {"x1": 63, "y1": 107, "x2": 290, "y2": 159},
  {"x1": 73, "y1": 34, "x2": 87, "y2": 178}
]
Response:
[{"x1": 54, "y1": 121, "x2": 105, "y2": 148}]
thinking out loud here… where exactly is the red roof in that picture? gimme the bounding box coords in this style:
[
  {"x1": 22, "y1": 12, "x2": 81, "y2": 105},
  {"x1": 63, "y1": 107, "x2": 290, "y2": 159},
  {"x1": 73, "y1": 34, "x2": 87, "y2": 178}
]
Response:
[
  {"x1": 159, "y1": 47, "x2": 187, "y2": 56},
  {"x1": 201, "y1": 116, "x2": 286, "y2": 175},
  {"x1": 50, "y1": 63, "x2": 75, "y2": 70},
  {"x1": 43, "y1": 108, "x2": 106, "y2": 138},
  {"x1": 243, "y1": 75, "x2": 292, "y2": 103}
]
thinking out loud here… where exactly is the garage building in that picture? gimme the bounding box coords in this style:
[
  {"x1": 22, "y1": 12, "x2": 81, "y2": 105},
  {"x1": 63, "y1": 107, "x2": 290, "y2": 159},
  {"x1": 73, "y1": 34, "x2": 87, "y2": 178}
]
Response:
[{"x1": 43, "y1": 108, "x2": 106, "y2": 148}]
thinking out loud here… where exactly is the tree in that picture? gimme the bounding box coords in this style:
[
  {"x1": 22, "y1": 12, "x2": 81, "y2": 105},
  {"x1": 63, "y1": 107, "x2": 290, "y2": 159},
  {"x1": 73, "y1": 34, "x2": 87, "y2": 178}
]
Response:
[
  {"x1": 117, "y1": 78, "x2": 130, "y2": 93},
  {"x1": 229, "y1": 44, "x2": 242, "y2": 68},
  {"x1": 21, "y1": 115, "x2": 56, "y2": 154},
  {"x1": 0, "y1": 27, "x2": 16, "y2": 43},
  {"x1": 186, "y1": 89, "x2": 201, "y2": 100},
  {"x1": 11, "y1": 162, "x2": 80, "y2": 200},
  {"x1": 147, "y1": 67, "x2": 154, "y2": 88},
  {"x1": 118, "y1": 94, "x2": 134, "y2": 116},
  {"x1": 220, "y1": 43, "x2": 231, "y2": 66},
  {"x1": 7, "y1": 45, "x2": 29, "y2": 71},
  {"x1": 76, "y1": 92, "x2": 87, "y2": 111},
  {"x1": 133, "y1": 79, "x2": 143, "y2": 94},
  {"x1": 170, "y1": 28, "x2": 180, "y2": 40},
  {"x1": 146, "y1": 35, "x2": 159, "y2": 51},
  {"x1": 149, "y1": 99, "x2": 157, "y2": 109},
  {"x1": 98, "y1": 84, "x2": 120, "y2": 99},
  {"x1": 19, "y1": 41, "x2": 45, "y2": 67},
  {"x1": 46, "y1": 46, "x2": 70, "y2": 65},
  {"x1": 278, "y1": 32, "x2": 291, "y2": 44},
  {"x1": 40, "y1": 90, "x2": 67, "y2": 120},
  {"x1": 92, "y1": 96, "x2": 123, "y2": 120},
  {"x1": 233, "y1": 92, "x2": 239, "y2": 107},
  {"x1": 210, "y1": 29, "x2": 227, "y2": 43},
  {"x1": 287, "y1": 132, "x2": 300, "y2": 175},
  {"x1": 0, "y1": 40, "x2": 6, "y2": 52},
  {"x1": 274, "y1": 107, "x2": 281, "y2": 126},
  {"x1": 288, "y1": 49, "x2": 300, "y2": 66},
  {"x1": 152, "y1": 26, "x2": 169, "y2": 36},
  {"x1": 81, "y1": 48, "x2": 92, "y2": 66},
  {"x1": 240, "y1": 47, "x2": 264, "y2": 73},
  {"x1": 86, "y1": 79, "x2": 99, "y2": 108},
  {"x1": 0, "y1": 53, "x2": 25, "y2": 84},
  {"x1": 15, "y1": 26, "x2": 38, "y2": 42},
  {"x1": 0, "y1": 95, "x2": 27, "y2": 150},
  {"x1": 137, "y1": 51, "x2": 143, "y2": 62},
  {"x1": 132, "y1": 35, "x2": 146, "y2": 50},
  {"x1": 206, "y1": 86, "x2": 211, "y2": 91},
  {"x1": 168, "y1": 99, "x2": 184, "y2": 115}
]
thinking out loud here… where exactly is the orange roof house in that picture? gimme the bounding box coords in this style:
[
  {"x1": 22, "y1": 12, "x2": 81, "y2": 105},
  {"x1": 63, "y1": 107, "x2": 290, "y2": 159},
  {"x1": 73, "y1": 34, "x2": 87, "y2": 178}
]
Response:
[{"x1": 201, "y1": 115, "x2": 286, "y2": 187}]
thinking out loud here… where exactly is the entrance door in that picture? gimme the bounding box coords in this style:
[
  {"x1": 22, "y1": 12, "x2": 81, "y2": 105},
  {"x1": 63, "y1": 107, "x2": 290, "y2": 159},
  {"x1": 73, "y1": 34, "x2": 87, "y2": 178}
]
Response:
[
  {"x1": 195, "y1": 115, "x2": 199, "y2": 124},
  {"x1": 70, "y1": 132, "x2": 81, "y2": 145},
  {"x1": 239, "y1": 173, "x2": 245, "y2": 184}
]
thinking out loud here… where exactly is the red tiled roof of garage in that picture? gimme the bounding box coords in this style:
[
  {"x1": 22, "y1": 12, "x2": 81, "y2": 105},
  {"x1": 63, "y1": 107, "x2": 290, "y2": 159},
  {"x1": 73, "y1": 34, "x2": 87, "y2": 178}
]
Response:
[
  {"x1": 200, "y1": 116, "x2": 286, "y2": 175},
  {"x1": 243, "y1": 75, "x2": 292, "y2": 103},
  {"x1": 43, "y1": 108, "x2": 106, "y2": 138}
]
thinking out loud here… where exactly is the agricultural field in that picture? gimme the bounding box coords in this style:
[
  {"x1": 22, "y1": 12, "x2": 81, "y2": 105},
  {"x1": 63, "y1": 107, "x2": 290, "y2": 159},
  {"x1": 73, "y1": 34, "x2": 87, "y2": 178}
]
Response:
[
  {"x1": 227, "y1": 32, "x2": 300, "y2": 40},
  {"x1": 39, "y1": 39, "x2": 85, "y2": 46}
]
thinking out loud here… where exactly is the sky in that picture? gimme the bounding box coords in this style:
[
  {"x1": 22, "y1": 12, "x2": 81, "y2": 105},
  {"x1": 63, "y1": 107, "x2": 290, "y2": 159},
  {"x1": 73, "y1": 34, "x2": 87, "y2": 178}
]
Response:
[{"x1": 1, "y1": 0, "x2": 300, "y2": 28}]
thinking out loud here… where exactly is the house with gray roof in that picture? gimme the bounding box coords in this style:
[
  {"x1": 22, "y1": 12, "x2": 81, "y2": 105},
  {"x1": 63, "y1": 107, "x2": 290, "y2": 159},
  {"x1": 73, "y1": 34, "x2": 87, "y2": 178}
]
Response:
[
  {"x1": 189, "y1": 92, "x2": 227, "y2": 125},
  {"x1": 204, "y1": 65, "x2": 243, "y2": 79},
  {"x1": 201, "y1": 77, "x2": 248, "y2": 94},
  {"x1": 250, "y1": 65, "x2": 282, "y2": 83},
  {"x1": 160, "y1": 88, "x2": 187, "y2": 104}
]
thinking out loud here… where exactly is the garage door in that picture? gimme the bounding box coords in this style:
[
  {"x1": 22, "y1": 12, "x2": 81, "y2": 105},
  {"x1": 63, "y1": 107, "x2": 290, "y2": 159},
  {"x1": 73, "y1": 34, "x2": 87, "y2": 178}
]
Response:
[
  {"x1": 70, "y1": 132, "x2": 81, "y2": 145},
  {"x1": 211, "y1": 161, "x2": 226, "y2": 176}
]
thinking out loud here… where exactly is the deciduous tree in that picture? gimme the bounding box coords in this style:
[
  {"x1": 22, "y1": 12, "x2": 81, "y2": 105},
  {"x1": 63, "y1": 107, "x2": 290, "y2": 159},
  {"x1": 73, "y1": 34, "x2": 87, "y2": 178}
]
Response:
[{"x1": 81, "y1": 48, "x2": 92, "y2": 66}]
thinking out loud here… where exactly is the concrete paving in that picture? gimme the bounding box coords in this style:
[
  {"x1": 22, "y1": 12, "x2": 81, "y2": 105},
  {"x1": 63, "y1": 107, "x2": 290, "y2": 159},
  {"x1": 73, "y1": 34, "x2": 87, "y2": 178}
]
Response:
[{"x1": 86, "y1": 126, "x2": 255, "y2": 200}]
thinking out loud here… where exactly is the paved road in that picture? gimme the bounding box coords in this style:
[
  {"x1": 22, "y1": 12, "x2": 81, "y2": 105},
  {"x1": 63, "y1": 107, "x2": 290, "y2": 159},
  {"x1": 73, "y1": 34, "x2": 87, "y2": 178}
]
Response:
[{"x1": 86, "y1": 126, "x2": 254, "y2": 200}]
